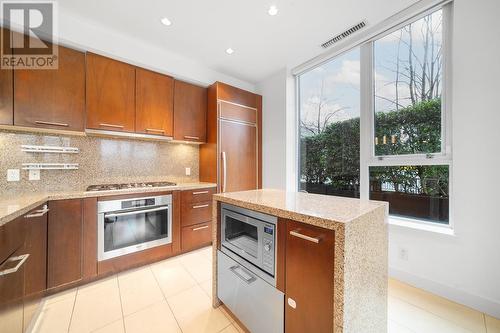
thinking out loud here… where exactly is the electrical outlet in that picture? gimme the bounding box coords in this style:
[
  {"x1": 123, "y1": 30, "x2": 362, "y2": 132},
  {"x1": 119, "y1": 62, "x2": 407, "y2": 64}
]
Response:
[
  {"x1": 185, "y1": 167, "x2": 191, "y2": 176},
  {"x1": 398, "y1": 247, "x2": 409, "y2": 261},
  {"x1": 29, "y1": 169, "x2": 40, "y2": 181},
  {"x1": 7, "y1": 169, "x2": 20, "y2": 182}
]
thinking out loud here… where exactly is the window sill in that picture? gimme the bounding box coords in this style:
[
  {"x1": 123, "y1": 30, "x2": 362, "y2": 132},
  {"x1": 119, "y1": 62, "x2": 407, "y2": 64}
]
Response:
[{"x1": 388, "y1": 217, "x2": 455, "y2": 236}]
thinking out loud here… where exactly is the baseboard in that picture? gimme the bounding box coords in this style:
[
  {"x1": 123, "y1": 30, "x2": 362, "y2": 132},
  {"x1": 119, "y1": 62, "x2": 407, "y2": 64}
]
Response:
[{"x1": 389, "y1": 267, "x2": 500, "y2": 319}]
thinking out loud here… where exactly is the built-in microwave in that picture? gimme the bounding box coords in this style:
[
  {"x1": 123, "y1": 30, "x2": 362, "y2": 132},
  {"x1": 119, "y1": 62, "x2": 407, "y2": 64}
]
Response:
[{"x1": 220, "y1": 203, "x2": 277, "y2": 282}]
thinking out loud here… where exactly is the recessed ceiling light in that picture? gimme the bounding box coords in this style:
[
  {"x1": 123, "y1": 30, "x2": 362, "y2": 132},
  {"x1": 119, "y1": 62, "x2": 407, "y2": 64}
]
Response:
[
  {"x1": 268, "y1": 5, "x2": 278, "y2": 16},
  {"x1": 160, "y1": 17, "x2": 172, "y2": 26},
  {"x1": 225, "y1": 48, "x2": 234, "y2": 55}
]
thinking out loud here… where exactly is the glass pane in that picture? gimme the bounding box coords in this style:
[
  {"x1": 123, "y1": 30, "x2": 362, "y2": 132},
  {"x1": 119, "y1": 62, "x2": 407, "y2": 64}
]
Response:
[
  {"x1": 298, "y1": 48, "x2": 360, "y2": 197},
  {"x1": 369, "y1": 165, "x2": 449, "y2": 224},
  {"x1": 104, "y1": 209, "x2": 169, "y2": 252},
  {"x1": 225, "y1": 216, "x2": 258, "y2": 258},
  {"x1": 374, "y1": 10, "x2": 443, "y2": 156}
]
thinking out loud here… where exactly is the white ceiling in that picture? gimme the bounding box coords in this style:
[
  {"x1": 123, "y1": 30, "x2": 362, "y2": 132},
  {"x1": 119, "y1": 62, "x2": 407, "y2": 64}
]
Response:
[{"x1": 58, "y1": 0, "x2": 418, "y2": 84}]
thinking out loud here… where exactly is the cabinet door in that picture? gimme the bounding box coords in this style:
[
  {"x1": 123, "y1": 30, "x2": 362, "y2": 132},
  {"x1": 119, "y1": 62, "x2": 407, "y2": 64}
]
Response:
[
  {"x1": 285, "y1": 220, "x2": 335, "y2": 333},
  {"x1": 47, "y1": 199, "x2": 82, "y2": 289},
  {"x1": 173, "y1": 80, "x2": 207, "y2": 142},
  {"x1": 0, "y1": 28, "x2": 13, "y2": 125},
  {"x1": 86, "y1": 53, "x2": 135, "y2": 132},
  {"x1": 23, "y1": 204, "x2": 48, "y2": 296},
  {"x1": 14, "y1": 45, "x2": 85, "y2": 131},
  {"x1": 136, "y1": 68, "x2": 174, "y2": 136},
  {"x1": 219, "y1": 119, "x2": 257, "y2": 192}
]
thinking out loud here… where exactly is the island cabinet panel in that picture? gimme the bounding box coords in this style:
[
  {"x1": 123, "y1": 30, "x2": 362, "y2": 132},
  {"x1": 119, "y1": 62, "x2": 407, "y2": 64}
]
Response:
[
  {"x1": 14, "y1": 45, "x2": 85, "y2": 131},
  {"x1": 0, "y1": 29, "x2": 13, "y2": 125},
  {"x1": 23, "y1": 204, "x2": 48, "y2": 296},
  {"x1": 285, "y1": 220, "x2": 335, "y2": 333},
  {"x1": 135, "y1": 68, "x2": 174, "y2": 137},
  {"x1": 47, "y1": 199, "x2": 83, "y2": 289},
  {"x1": 173, "y1": 80, "x2": 207, "y2": 142},
  {"x1": 86, "y1": 53, "x2": 136, "y2": 132}
]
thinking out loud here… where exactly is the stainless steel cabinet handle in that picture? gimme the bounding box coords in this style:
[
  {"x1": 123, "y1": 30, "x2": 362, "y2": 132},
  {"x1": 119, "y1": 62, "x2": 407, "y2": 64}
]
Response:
[
  {"x1": 99, "y1": 123, "x2": 124, "y2": 129},
  {"x1": 192, "y1": 191, "x2": 209, "y2": 195},
  {"x1": 192, "y1": 204, "x2": 209, "y2": 209},
  {"x1": 25, "y1": 205, "x2": 49, "y2": 218},
  {"x1": 35, "y1": 120, "x2": 69, "y2": 127},
  {"x1": 184, "y1": 135, "x2": 200, "y2": 140},
  {"x1": 290, "y1": 230, "x2": 320, "y2": 244},
  {"x1": 105, "y1": 206, "x2": 166, "y2": 218},
  {"x1": 229, "y1": 265, "x2": 256, "y2": 284},
  {"x1": 221, "y1": 151, "x2": 227, "y2": 193},
  {"x1": 192, "y1": 225, "x2": 209, "y2": 231},
  {"x1": 0, "y1": 254, "x2": 29, "y2": 277},
  {"x1": 145, "y1": 128, "x2": 165, "y2": 133}
]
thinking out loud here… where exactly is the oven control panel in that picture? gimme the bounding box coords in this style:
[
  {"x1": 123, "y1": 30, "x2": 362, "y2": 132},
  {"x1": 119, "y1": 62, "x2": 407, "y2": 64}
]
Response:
[{"x1": 262, "y1": 224, "x2": 275, "y2": 274}]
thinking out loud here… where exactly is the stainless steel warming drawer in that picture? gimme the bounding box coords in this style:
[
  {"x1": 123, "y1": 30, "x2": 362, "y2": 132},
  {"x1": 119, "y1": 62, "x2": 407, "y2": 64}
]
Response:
[{"x1": 217, "y1": 250, "x2": 284, "y2": 333}]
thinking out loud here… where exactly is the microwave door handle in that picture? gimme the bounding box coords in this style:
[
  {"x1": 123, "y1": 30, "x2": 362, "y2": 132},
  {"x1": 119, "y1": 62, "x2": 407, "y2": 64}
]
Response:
[{"x1": 105, "y1": 206, "x2": 166, "y2": 218}]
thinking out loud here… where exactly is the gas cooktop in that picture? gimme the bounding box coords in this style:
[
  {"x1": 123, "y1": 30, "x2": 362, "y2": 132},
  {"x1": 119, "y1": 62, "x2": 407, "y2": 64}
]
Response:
[{"x1": 86, "y1": 181, "x2": 177, "y2": 192}]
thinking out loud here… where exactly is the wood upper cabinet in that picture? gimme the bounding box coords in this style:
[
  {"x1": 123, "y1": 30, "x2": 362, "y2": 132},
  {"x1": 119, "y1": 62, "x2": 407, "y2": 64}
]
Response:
[
  {"x1": 23, "y1": 204, "x2": 48, "y2": 296},
  {"x1": 0, "y1": 28, "x2": 13, "y2": 125},
  {"x1": 47, "y1": 199, "x2": 83, "y2": 289},
  {"x1": 14, "y1": 45, "x2": 85, "y2": 131},
  {"x1": 86, "y1": 53, "x2": 136, "y2": 132},
  {"x1": 135, "y1": 68, "x2": 174, "y2": 136},
  {"x1": 285, "y1": 220, "x2": 335, "y2": 333},
  {"x1": 173, "y1": 80, "x2": 207, "y2": 142}
]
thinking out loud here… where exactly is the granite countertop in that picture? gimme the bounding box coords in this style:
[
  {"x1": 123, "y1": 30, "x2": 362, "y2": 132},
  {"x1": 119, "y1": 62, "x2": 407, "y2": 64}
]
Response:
[
  {"x1": 0, "y1": 182, "x2": 216, "y2": 226},
  {"x1": 213, "y1": 189, "x2": 388, "y2": 229}
]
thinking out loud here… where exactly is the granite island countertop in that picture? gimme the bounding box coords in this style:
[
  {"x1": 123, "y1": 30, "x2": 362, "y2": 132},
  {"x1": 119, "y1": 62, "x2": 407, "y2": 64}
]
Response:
[
  {"x1": 212, "y1": 189, "x2": 389, "y2": 333},
  {"x1": 0, "y1": 182, "x2": 216, "y2": 226}
]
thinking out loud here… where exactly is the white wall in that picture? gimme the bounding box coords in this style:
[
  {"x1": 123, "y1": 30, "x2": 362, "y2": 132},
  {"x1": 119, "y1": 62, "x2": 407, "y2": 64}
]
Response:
[
  {"x1": 257, "y1": 69, "x2": 287, "y2": 190},
  {"x1": 55, "y1": 8, "x2": 255, "y2": 91},
  {"x1": 260, "y1": 0, "x2": 500, "y2": 317}
]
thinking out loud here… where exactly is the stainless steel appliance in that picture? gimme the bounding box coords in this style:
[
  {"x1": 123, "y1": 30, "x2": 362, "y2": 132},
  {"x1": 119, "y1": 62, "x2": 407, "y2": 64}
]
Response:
[
  {"x1": 87, "y1": 181, "x2": 176, "y2": 192},
  {"x1": 220, "y1": 203, "x2": 276, "y2": 284},
  {"x1": 97, "y1": 195, "x2": 172, "y2": 261}
]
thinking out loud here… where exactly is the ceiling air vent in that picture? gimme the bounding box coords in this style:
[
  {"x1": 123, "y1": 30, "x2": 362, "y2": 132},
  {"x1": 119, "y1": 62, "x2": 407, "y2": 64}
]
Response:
[{"x1": 321, "y1": 21, "x2": 367, "y2": 48}]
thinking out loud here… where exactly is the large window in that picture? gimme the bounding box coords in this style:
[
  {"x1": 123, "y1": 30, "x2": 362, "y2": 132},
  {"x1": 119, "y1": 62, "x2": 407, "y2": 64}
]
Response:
[{"x1": 298, "y1": 5, "x2": 451, "y2": 226}]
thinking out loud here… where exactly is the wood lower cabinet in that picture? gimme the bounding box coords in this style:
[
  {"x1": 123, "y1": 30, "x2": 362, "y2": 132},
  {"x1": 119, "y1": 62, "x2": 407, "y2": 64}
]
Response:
[
  {"x1": 285, "y1": 220, "x2": 335, "y2": 333},
  {"x1": 47, "y1": 199, "x2": 83, "y2": 289},
  {"x1": 135, "y1": 68, "x2": 174, "y2": 137},
  {"x1": 14, "y1": 45, "x2": 85, "y2": 131},
  {"x1": 181, "y1": 201, "x2": 212, "y2": 227},
  {"x1": 173, "y1": 80, "x2": 207, "y2": 142},
  {"x1": 86, "y1": 53, "x2": 136, "y2": 132},
  {"x1": 181, "y1": 222, "x2": 212, "y2": 252},
  {"x1": 23, "y1": 204, "x2": 48, "y2": 296}
]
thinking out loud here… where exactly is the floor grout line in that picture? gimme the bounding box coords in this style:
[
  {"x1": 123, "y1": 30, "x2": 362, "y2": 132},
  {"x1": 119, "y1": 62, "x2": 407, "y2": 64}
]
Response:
[
  {"x1": 115, "y1": 275, "x2": 127, "y2": 333},
  {"x1": 66, "y1": 288, "x2": 79, "y2": 333}
]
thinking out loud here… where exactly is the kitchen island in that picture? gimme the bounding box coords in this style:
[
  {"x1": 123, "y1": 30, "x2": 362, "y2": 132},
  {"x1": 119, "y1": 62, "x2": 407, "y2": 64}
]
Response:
[{"x1": 211, "y1": 189, "x2": 388, "y2": 333}]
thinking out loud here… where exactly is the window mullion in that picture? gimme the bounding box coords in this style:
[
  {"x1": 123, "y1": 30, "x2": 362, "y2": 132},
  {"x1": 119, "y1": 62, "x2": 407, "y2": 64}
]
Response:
[{"x1": 360, "y1": 42, "x2": 373, "y2": 200}]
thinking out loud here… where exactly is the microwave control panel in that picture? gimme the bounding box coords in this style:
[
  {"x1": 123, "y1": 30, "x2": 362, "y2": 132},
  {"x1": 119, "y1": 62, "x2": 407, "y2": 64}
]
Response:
[{"x1": 262, "y1": 224, "x2": 275, "y2": 275}]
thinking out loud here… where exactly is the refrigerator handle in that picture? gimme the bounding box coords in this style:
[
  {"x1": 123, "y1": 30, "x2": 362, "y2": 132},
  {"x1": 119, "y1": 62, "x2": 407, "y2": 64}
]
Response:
[{"x1": 221, "y1": 151, "x2": 227, "y2": 192}]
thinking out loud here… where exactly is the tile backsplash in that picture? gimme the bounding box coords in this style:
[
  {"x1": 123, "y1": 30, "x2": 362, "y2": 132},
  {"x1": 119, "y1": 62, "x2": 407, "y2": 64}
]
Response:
[{"x1": 0, "y1": 130, "x2": 199, "y2": 195}]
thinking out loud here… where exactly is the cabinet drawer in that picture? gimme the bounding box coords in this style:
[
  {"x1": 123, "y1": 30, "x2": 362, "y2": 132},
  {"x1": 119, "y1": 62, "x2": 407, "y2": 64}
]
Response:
[
  {"x1": 0, "y1": 216, "x2": 26, "y2": 265},
  {"x1": 181, "y1": 187, "x2": 215, "y2": 204},
  {"x1": 181, "y1": 201, "x2": 212, "y2": 227},
  {"x1": 181, "y1": 222, "x2": 212, "y2": 251}
]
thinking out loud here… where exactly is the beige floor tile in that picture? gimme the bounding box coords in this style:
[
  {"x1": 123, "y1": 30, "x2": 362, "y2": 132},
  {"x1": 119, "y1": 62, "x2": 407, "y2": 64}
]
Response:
[
  {"x1": 33, "y1": 298, "x2": 74, "y2": 333},
  {"x1": 45, "y1": 287, "x2": 77, "y2": 305},
  {"x1": 389, "y1": 279, "x2": 486, "y2": 333},
  {"x1": 200, "y1": 278, "x2": 213, "y2": 297},
  {"x1": 198, "y1": 246, "x2": 213, "y2": 262},
  {"x1": 389, "y1": 296, "x2": 474, "y2": 333},
  {"x1": 389, "y1": 319, "x2": 416, "y2": 333},
  {"x1": 124, "y1": 300, "x2": 181, "y2": 333},
  {"x1": 118, "y1": 266, "x2": 164, "y2": 315},
  {"x1": 92, "y1": 320, "x2": 124, "y2": 333},
  {"x1": 219, "y1": 324, "x2": 239, "y2": 333},
  {"x1": 69, "y1": 278, "x2": 123, "y2": 333},
  {"x1": 219, "y1": 305, "x2": 236, "y2": 324},
  {"x1": 152, "y1": 261, "x2": 198, "y2": 297},
  {"x1": 167, "y1": 285, "x2": 230, "y2": 333},
  {"x1": 486, "y1": 315, "x2": 500, "y2": 333},
  {"x1": 77, "y1": 275, "x2": 117, "y2": 295},
  {"x1": 180, "y1": 251, "x2": 212, "y2": 283}
]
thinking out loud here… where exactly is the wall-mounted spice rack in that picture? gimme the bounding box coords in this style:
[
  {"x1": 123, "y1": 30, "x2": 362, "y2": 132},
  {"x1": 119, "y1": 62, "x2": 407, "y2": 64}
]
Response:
[
  {"x1": 21, "y1": 145, "x2": 79, "y2": 154},
  {"x1": 22, "y1": 163, "x2": 79, "y2": 170}
]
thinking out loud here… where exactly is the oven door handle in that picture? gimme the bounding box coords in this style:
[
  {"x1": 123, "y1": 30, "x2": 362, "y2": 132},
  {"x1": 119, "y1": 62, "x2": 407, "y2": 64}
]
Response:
[
  {"x1": 229, "y1": 265, "x2": 256, "y2": 284},
  {"x1": 105, "y1": 206, "x2": 167, "y2": 218}
]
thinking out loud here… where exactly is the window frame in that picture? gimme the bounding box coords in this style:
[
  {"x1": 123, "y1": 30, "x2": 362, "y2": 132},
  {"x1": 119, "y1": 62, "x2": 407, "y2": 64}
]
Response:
[{"x1": 296, "y1": 2, "x2": 454, "y2": 229}]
